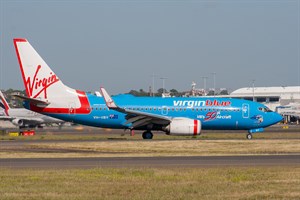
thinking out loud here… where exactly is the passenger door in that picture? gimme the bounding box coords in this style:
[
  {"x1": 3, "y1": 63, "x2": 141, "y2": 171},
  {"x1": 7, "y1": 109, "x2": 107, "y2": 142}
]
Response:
[{"x1": 242, "y1": 103, "x2": 249, "y2": 118}]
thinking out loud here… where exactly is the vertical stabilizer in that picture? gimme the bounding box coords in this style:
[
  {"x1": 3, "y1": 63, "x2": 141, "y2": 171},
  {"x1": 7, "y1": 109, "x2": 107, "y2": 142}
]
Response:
[
  {"x1": 14, "y1": 39, "x2": 67, "y2": 100},
  {"x1": 13, "y1": 38, "x2": 90, "y2": 114},
  {"x1": 0, "y1": 91, "x2": 10, "y2": 116}
]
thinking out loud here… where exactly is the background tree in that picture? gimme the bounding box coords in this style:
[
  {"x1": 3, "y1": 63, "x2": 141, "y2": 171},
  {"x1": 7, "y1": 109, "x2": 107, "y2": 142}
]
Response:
[
  {"x1": 170, "y1": 89, "x2": 180, "y2": 97},
  {"x1": 128, "y1": 89, "x2": 149, "y2": 97},
  {"x1": 219, "y1": 89, "x2": 229, "y2": 95},
  {"x1": 207, "y1": 90, "x2": 217, "y2": 96}
]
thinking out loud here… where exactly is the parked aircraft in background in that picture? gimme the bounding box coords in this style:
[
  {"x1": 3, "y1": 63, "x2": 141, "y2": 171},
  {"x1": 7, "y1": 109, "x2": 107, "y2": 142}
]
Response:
[
  {"x1": 0, "y1": 91, "x2": 64, "y2": 129},
  {"x1": 13, "y1": 38, "x2": 283, "y2": 139},
  {"x1": 277, "y1": 103, "x2": 300, "y2": 118}
]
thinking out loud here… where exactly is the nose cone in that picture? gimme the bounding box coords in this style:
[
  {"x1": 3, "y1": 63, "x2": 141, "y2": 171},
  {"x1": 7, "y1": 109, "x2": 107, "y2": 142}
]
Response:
[{"x1": 272, "y1": 112, "x2": 283, "y2": 124}]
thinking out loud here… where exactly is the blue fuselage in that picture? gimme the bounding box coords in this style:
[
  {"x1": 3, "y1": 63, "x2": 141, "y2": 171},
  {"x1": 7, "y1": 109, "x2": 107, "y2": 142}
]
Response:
[{"x1": 27, "y1": 94, "x2": 283, "y2": 132}]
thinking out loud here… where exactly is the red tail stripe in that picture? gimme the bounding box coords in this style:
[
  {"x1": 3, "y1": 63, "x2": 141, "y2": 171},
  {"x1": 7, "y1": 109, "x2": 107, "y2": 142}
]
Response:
[
  {"x1": 14, "y1": 39, "x2": 30, "y2": 97},
  {"x1": 14, "y1": 38, "x2": 27, "y2": 42},
  {"x1": 30, "y1": 90, "x2": 91, "y2": 114}
]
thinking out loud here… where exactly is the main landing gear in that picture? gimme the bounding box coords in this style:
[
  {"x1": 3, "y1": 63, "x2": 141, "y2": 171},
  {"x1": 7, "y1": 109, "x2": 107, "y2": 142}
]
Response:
[
  {"x1": 142, "y1": 131, "x2": 153, "y2": 139},
  {"x1": 246, "y1": 133, "x2": 252, "y2": 140}
]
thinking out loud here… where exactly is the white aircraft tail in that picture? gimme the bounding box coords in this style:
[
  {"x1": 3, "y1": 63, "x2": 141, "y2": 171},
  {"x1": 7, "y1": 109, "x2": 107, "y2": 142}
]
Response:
[
  {"x1": 13, "y1": 39, "x2": 90, "y2": 114},
  {"x1": 0, "y1": 91, "x2": 10, "y2": 116}
]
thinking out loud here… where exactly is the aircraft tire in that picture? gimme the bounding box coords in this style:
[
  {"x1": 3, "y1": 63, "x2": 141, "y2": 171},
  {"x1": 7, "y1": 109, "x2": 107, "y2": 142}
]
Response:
[
  {"x1": 247, "y1": 133, "x2": 252, "y2": 140},
  {"x1": 142, "y1": 131, "x2": 153, "y2": 139}
]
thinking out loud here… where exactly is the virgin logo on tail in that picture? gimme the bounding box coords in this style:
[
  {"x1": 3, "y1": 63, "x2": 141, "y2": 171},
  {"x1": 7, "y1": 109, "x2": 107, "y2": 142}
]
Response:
[{"x1": 26, "y1": 65, "x2": 59, "y2": 99}]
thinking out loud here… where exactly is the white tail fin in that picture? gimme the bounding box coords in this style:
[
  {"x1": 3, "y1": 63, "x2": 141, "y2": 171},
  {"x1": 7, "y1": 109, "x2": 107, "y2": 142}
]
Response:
[
  {"x1": 14, "y1": 39, "x2": 67, "y2": 100},
  {"x1": 13, "y1": 38, "x2": 90, "y2": 114},
  {"x1": 0, "y1": 91, "x2": 10, "y2": 116}
]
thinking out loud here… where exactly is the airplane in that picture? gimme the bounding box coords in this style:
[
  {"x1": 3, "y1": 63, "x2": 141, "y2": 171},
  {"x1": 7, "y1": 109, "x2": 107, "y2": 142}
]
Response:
[
  {"x1": 0, "y1": 90, "x2": 64, "y2": 129},
  {"x1": 12, "y1": 38, "x2": 283, "y2": 139},
  {"x1": 277, "y1": 103, "x2": 300, "y2": 118}
]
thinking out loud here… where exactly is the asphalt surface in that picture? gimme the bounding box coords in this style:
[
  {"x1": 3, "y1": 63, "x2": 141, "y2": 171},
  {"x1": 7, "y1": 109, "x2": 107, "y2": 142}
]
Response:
[
  {"x1": 1, "y1": 155, "x2": 299, "y2": 169},
  {"x1": 1, "y1": 125, "x2": 299, "y2": 169}
]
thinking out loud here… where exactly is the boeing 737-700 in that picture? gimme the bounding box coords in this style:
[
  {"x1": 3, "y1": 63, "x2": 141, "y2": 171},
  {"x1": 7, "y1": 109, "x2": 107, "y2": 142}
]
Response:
[{"x1": 13, "y1": 38, "x2": 283, "y2": 139}]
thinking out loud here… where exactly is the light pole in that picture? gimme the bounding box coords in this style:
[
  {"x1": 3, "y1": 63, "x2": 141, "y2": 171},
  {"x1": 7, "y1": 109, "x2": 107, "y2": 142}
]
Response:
[
  {"x1": 211, "y1": 72, "x2": 216, "y2": 96},
  {"x1": 151, "y1": 74, "x2": 155, "y2": 97},
  {"x1": 160, "y1": 77, "x2": 168, "y2": 95},
  {"x1": 201, "y1": 76, "x2": 208, "y2": 95},
  {"x1": 252, "y1": 79, "x2": 255, "y2": 101}
]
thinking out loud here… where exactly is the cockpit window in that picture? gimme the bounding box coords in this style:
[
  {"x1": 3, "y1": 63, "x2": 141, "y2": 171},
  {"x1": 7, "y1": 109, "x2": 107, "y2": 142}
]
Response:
[
  {"x1": 259, "y1": 107, "x2": 273, "y2": 112},
  {"x1": 265, "y1": 107, "x2": 272, "y2": 112}
]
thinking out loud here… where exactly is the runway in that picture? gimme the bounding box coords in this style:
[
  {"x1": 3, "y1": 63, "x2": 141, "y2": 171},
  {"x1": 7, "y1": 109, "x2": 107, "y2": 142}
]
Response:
[
  {"x1": 1, "y1": 126, "x2": 299, "y2": 169},
  {"x1": 1, "y1": 155, "x2": 299, "y2": 169}
]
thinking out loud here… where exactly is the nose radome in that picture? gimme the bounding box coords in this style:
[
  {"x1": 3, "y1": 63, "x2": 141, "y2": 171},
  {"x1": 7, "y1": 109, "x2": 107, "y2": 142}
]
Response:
[{"x1": 274, "y1": 112, "x2": 283, "y2": 124}]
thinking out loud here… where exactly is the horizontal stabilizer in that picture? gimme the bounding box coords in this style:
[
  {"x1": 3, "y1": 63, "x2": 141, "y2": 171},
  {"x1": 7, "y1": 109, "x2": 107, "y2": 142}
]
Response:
[{"x1": 13, "y1": 95, "x2": 50, "y2": 106}]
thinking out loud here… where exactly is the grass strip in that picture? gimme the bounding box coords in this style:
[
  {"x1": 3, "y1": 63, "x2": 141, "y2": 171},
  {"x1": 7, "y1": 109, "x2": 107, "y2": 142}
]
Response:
[{"x1": 0, "y1": 167, "x2": 299, "y2": 200}]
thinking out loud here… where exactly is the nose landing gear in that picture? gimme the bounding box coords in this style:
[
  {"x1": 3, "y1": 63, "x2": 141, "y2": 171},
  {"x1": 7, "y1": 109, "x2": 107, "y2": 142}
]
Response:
[{"x1": 246, "y1": 133, "x2": 252, "y2": 140}]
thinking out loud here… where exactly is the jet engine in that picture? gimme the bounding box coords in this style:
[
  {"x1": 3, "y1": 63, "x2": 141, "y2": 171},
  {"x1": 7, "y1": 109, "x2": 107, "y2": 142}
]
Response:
[
  {"x1": 165, "y1": 118, "x2": 201, "y2": 135},
  {"x1": 12, "y1": 119, "x2": 24, "y2": 126}
]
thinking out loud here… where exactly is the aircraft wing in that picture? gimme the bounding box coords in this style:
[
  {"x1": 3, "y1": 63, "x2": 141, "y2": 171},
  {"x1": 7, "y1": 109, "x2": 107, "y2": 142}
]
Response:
[
  {"x1": 100, "y1": 87, "x2": 171, "y2": 129},
  {"x1": 0, "y1": 116, "x2": 44, "y2": 123},
  {"x1": 0, "y1": 116, "x2": 14, "y2": 121},
  {"x1": 0, "y1": 116, "x2": 45, "y2": 128}
]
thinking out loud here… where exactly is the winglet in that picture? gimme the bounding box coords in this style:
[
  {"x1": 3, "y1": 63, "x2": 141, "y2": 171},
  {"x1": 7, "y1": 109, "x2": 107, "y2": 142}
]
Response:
[{"x1": 100, "y1": 87, "x2": 118, "y2": 109}]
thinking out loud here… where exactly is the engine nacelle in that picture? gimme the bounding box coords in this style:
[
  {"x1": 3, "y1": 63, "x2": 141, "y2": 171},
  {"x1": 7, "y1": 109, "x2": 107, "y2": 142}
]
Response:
[
  {"x1": 12, "y1": 119, "x2": 24, "y2": 126},
  {"x1": 165, "y1": 118, "x2": 201, "y2": 136}
]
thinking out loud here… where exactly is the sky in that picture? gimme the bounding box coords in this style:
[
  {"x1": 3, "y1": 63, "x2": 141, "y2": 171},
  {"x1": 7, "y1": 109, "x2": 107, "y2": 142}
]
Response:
[{"x1": 0, "y1": 0, "x2": 299, "y2": 95}]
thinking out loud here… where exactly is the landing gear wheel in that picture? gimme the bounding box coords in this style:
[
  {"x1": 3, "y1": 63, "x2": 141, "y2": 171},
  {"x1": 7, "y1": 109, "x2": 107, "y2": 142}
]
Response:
[
  {"x1": 247, "y1": 133, "x2": 252, "y2": 140},
  {"x1": 142, "y1": 131, "x2": 153, "y2": 139}
]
